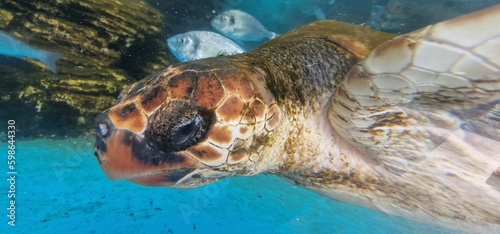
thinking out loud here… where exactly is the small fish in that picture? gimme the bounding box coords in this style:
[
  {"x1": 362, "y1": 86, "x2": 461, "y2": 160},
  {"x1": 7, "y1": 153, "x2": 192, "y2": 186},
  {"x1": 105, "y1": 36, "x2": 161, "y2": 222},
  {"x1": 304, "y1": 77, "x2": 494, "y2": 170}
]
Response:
[
  {"x1": 370, "y1": 5, "x2": 385, "y2": 23},
  {"x1": 367, "y1": 5, "x2": 406, "y2": 30},
  {"x1": 301, "y1": 6, "x2": 326, "y2": 20},
  {"x1": 211, "y1": 10, "x2": 279, "y2": 42},
  {"x1": 167, "y1": 31, "x2": 245, "y2": 62},
  {"x1": 0, "y1": 30, "x2": 62, "y2": 73}
]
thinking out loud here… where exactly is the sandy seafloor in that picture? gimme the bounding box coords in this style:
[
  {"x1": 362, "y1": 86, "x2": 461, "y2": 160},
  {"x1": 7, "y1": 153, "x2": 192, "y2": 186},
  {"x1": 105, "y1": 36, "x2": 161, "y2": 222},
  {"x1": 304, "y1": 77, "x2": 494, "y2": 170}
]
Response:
[{"x1": 0, "y1": 137, "x2": 462, "y2": 233}]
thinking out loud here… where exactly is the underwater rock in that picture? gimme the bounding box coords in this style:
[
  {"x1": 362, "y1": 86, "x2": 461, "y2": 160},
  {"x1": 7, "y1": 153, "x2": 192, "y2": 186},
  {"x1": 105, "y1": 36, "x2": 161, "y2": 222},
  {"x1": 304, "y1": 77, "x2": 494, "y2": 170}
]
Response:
[{"x1": 0, "y1": 0, "x2": 171, "y2": 137}]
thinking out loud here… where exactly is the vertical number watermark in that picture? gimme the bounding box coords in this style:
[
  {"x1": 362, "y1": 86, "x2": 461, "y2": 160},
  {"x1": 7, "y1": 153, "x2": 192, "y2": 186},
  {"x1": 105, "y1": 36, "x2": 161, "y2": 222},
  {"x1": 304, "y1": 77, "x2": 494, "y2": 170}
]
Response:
[{"x1": 6, "y1": 120, "x2": 16, "y2": 227}]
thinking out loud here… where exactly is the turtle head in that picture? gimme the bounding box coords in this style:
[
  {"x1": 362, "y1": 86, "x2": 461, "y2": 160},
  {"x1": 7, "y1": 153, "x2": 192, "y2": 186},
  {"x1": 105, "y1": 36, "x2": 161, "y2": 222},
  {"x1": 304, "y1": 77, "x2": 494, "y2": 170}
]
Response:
[{"x1": 93, "y1": 59, "x2": 281, "y2": 188}]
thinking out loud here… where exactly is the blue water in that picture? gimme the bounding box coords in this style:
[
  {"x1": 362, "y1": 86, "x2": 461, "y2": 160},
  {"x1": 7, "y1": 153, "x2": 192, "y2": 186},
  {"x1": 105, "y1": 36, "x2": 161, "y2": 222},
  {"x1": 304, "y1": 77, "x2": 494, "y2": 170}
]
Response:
[
  {"x1": 2, "y1": 0, "x2": 499, "y2": 233},
  {"x1": 1, "y1": 138, "x2": 457, "y2": 233}
]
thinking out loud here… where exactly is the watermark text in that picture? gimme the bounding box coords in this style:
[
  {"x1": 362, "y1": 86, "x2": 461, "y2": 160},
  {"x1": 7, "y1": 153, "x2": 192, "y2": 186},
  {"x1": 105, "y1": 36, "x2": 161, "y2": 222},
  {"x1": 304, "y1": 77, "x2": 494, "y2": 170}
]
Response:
[{"x1": 6, "y1": 120, "x2": 16, "y2": 227}]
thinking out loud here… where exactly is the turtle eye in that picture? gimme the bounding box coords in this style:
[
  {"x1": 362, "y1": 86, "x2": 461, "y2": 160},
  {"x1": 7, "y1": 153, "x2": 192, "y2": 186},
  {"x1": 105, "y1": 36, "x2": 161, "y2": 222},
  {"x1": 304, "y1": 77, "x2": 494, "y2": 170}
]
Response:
[
  {"x1": 229, "y1": 15, "x2": 235, "y2": 25},
  {"x1": 145, "y1": 101, "x2": 214, "y2": 152},
  {"x1": 171, "y1": 115, "x2": 203, "y2": 147}
]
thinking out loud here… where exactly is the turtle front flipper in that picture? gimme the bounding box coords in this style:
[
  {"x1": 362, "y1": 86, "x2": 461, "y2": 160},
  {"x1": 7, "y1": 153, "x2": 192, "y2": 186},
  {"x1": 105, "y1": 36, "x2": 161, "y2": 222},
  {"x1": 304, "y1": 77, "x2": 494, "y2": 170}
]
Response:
[{"x1": 329, "y1": 5, "x2": 500, "y2": 226}]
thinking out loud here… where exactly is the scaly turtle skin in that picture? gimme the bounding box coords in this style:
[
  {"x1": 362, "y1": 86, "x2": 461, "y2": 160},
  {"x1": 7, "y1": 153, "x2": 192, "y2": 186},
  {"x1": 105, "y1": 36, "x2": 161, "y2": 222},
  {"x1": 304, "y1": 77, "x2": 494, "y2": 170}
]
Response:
[{"x1": 94, "y1": 5, "x2": 500, "y2": 231}]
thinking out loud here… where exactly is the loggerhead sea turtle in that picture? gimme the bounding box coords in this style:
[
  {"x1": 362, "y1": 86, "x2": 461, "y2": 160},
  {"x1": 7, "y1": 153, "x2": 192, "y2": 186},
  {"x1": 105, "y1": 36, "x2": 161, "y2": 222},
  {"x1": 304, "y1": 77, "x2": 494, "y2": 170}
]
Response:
[{"x1": 94, "y1": 5, "x2": 500, "y2": 231}]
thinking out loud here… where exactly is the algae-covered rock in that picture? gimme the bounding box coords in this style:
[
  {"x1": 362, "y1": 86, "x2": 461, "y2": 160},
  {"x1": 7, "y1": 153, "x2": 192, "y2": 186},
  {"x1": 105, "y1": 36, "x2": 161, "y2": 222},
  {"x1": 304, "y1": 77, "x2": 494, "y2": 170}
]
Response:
[{"x1": 0, "y1": 0, "x2": 171, "y2": 137}]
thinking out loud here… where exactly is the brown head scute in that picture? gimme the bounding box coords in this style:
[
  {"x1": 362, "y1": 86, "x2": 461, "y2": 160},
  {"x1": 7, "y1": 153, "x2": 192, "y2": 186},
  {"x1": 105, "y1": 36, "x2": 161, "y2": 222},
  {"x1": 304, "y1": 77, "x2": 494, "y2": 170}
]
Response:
[
  {"x1": 194, "y1": 72, "x2": 226, "y2": 108},
  {"x1": 187, "y1": 141, "x2": 229, "y2": 166},
  {"x1": 207, "y1": 123, "x2": 236, "y2": 148},
  {"x1": 166, "y1": 72, "x2": 196, "y2": 99},
  {"x1": 94, "y1": 57, "x2": 281, "y2": 188},
  {"x1": 265, "y1": 104, "x2": 281, "y2": 131},
  {"x1": 139, "y1": 85, "x2": 168, "y2": 115},
  {"x1": 216, "y1": 94, "x2": 246, "y2": 124},
  {"x1": 249, "y1": 99, "x2": 266, "y2": 120},
  {"x1": 108, "y1": 102, "x2": 147, "y2": 134},
  {"x1": 228, "y1": 148, "x2": 249, "y2": 164},
  {"x1": 237, "y1": 77, "x2": 255, "y2": 100}
]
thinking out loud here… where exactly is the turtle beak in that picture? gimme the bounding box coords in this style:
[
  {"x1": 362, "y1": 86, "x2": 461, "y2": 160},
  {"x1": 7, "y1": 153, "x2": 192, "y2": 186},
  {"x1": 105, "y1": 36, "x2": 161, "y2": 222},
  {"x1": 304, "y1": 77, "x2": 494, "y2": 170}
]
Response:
[{"x1": 93, "y1": 112, "x2": 205, "y2": 184}]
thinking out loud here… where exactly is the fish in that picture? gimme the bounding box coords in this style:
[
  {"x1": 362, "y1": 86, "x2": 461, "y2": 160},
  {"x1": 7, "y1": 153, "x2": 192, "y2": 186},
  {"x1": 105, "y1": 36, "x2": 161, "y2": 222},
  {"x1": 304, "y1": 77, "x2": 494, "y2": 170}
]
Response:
[
  {"x1": 167, "y1": 31, "x2": 245, "y2": 62},
  {"x1": 211, "y1": 10, "x2": 279, "y2": 42},
  {"x1": 366, "y1": 5, "x2": 406, "y2": 30},
  {"x1": 367, "y1": 0, "x2": 409, "y2": 30},
  {"x1": 0, "y1": 30, "x2": 62, "y2": 73},
  {"x1": 301, "y1": 6, "x2": 326, "y2": 20}
]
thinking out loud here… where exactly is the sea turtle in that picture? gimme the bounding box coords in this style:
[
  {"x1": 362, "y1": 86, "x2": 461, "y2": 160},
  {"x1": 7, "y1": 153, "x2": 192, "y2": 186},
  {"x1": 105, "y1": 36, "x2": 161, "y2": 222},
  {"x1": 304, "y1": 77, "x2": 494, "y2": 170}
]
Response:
[{"x1": 93, "y1": 5, "x2": 500, "y2": 231}]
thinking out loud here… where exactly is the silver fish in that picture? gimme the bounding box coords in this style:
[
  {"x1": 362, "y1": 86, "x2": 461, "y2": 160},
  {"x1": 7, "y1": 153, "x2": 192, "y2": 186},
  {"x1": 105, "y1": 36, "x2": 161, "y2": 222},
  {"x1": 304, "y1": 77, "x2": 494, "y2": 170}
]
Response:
[
  {"x1": 167, "y1": 31, "x2": 245, "y2": 62},
  {"x1": 0, "y1": 30, "x2": 62, "y2": 73},
  {"x1": 211, "y1": 10, "x2": 279, "y2": 42},
  {"x1": 301, "y1": 6, "x2": 326, "y2": 20},
  {"x1": 366, "y1": 0, "x2": 408, "y2": 31},
  {"x1": 366, "y1": 5, "x2": 406, "y2": 30}
]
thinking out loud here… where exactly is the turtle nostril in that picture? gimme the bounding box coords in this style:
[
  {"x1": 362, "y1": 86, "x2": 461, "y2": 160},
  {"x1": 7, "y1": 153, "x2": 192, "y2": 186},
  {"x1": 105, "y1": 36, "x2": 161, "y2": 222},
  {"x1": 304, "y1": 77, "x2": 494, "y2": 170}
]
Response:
[
  {"x1": 94, "y1": 113, "x2": 113, "y2": 138},
  {"x1": 99, "y1": 123, "x2": 108, "y2": 136}
]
